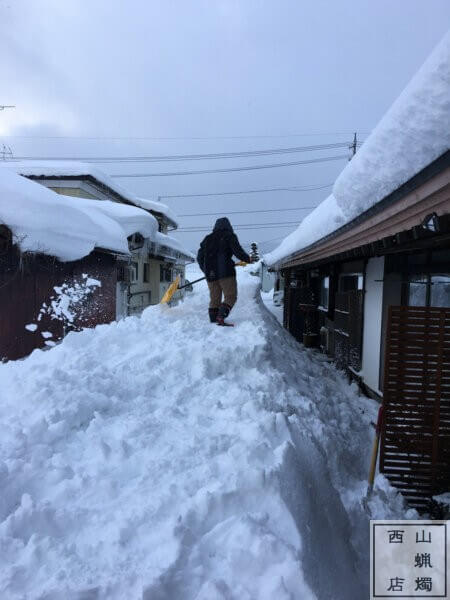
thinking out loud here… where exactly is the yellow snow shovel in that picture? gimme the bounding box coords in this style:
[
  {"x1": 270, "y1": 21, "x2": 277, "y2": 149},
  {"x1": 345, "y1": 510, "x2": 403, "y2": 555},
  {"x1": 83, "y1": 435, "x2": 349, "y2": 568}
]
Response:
[
  {"x1": 160, "y1": 262, "x2": 248, "y2": 305},
  {"x1": 366, "y1": 405, "x2": 384, "y2": 496},
  {"x1": 160, "y1": 275, "x2": 181, "y2": 304}
]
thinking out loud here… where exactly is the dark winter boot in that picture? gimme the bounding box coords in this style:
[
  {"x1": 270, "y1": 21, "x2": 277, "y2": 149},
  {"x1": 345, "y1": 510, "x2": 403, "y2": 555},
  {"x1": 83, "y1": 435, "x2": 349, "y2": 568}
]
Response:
[
  {"x1": 216, "y1": 303, "x2": 231, "y2": 326},
  {"x1": 209, "y1": 308, "x2": 219, "y2": 323}
]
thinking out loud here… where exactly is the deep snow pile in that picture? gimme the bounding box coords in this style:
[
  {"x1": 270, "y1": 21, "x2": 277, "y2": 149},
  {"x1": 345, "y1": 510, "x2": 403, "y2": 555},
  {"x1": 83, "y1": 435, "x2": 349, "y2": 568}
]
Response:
[
  {"x1": 260, "y1": 290, "x2": 283, "y2": 325},
  {"x1": 333, "y1": 29, "x2": 450, "y2": 220},
  {"x1": 4, "y1": 161, "x2": 177, "y2": 227},
  {"x1": 0, "y1": 267, "x2": 414, "y2": 599},
  {"x1": 0, "y1": 168, "x2": 157, "y2": 261},
  {"x1": 265, "y1": 30, "x2": 450, "y2": 267}
]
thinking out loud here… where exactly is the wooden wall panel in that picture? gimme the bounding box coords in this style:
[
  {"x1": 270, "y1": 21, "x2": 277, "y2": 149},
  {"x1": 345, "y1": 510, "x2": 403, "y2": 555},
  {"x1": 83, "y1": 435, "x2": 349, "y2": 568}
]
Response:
[{"x1": 380, "y1": 306, "x2": 450, "y2": 511}]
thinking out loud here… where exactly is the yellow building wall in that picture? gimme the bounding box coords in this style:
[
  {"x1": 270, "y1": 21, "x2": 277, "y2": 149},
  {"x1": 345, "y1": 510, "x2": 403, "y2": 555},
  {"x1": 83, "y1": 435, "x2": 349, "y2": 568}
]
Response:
[{"x1": 48, "y1": 186, "x2": 98, "y2": 199}]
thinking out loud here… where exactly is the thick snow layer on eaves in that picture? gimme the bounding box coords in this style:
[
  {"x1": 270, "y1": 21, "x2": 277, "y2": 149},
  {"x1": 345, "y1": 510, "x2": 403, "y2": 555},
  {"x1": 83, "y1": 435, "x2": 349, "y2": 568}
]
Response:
[
  {"x1": 333, "y1": 30, "x2": 450, "y2": 220},
  {"x1": 133, "y1": 196, "x2": 178, "y2": 227},
  {"x1": 0, "y1": 267, "x2": 415, "y2": 599},
  {"x1": 0, "y1": 168, "x2": 157, "y2": 262},
  {"x1": 265, "y1": 30, "x2": 450, "y2": 267},
  {"x1": 3, "y1": 160, "x2": 178, "y2": 226},
  {"x1": 264, "y1": 194, "x2": 345, "y2": 266},
  {"x1": 155, "y1": 230, "x2": 195, "y2": 259}
]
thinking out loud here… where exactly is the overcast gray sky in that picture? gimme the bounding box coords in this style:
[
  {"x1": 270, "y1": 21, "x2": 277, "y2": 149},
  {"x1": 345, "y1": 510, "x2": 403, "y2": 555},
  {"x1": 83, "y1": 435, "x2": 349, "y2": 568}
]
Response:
[{"x1": 1, "y1": 1, "x2": 449, "y2": 254}]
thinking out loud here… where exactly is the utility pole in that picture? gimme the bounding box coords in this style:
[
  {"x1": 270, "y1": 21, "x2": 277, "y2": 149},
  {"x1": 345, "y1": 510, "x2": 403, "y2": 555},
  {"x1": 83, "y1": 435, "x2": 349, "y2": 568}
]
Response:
[{"x1": 349, "y1": 132, "x2": 358, "y2": 160}]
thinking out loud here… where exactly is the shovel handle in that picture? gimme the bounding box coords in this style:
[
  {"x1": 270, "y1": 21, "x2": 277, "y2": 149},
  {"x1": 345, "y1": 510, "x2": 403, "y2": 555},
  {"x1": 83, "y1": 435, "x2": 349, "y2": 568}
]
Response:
[
  {"x1": 178, "y1": 263, "x2": 246, "y2": 291},
  {"x1": 178, "y1": 276, "x2": 205, "y2": 290}
]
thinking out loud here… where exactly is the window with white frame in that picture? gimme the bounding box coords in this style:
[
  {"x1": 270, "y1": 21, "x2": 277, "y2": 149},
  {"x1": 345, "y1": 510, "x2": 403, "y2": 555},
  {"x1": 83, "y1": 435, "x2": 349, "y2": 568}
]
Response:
[{"x1": 131, "y1": 262, "x2": 139, "y2": 283}]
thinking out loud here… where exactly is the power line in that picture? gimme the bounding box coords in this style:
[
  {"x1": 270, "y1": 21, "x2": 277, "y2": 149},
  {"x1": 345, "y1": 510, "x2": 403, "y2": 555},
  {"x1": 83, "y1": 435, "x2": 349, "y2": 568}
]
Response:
[
  {"x1": 258, "y1": 234, "x2": 290, "y2": 244},
  {"x1": 178, "y1": 206, "x2": 317, "y2": 217},
  {"x1": 236, "y1": 234, "x2": 289, "y2": 247},
  {"x1": 178, "y1": 223, "x2": 300, "y2": 232},
  {"x1": 179, "y1": 225, "x2": 297, "y2": 232},
  {"x1": 10, "y1": 142, "x2": 351, "y2": 163},
  {"x1": 180, "y1": 219, "x2": 303, "y2": 229},
  {"x1": 160, "y1": 182, "x2": 333, "y2": 199},
  {"x1": 257, "y1": 237, "x2": 289, "y2": 246},
  {"x1": 238, "y1": 230, "x2": 299, "y2": 243},
  {"x1": 1, "y1": 130, "x2": 371, "y2": 140},
  {"x1": 111, "y1": 154, "x2": 347, "y2": 178}
]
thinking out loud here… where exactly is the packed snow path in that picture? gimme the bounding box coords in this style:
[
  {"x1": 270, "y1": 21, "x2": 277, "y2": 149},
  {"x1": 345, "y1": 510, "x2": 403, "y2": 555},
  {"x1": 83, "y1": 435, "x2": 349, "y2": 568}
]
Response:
[{"x1": 0, "y1": 267, "x2": 411, "y2": 600}]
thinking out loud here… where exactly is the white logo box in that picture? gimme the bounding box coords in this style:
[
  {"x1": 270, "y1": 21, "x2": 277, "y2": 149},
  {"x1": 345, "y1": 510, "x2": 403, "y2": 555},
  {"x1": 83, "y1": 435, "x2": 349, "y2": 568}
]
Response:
[{"x1": 370, "y1": 520, "x2": 448, "y2": 599}]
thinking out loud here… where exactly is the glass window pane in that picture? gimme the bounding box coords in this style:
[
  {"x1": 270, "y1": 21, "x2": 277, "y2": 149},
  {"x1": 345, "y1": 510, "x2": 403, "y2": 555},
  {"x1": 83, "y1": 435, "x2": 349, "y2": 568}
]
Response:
[
  {"x1": 339, "y1": 273, "x2": 362, "y2": 292},
  {"x1": 131, "y1": 262, "x2": 139, "y2": 282},
  {"x1": 430, "y1": 274, "x2": 450, "y2": 307},
  {"x1": 408, "y1": 276, "x2": 427, "y2": 306},
  {"x1": 320, "y1": 276, "x2": 329, "y2": 308}
]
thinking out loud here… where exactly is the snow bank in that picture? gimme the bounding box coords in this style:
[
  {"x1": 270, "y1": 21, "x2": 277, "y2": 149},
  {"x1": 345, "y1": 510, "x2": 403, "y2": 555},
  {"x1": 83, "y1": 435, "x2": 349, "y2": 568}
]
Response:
[
  {"x1": 0, "y1": 267, "x2": 414, "y2": 599},
  {"x1": 0, "y1": 168, "x2": 157, "y2": 262},
  {"x1": 261, "y1": 290, "x2": 283, "y2": 324},
  {"x1": 265, "y1": 30, "x2": 450, "y2": 267}
]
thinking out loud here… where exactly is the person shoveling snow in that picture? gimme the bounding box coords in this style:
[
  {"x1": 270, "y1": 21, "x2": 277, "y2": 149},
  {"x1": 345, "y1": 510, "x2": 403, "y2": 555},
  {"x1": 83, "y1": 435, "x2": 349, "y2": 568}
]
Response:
[{"x1": 197, "y1": 217, "x2": 252, "y2": 326}]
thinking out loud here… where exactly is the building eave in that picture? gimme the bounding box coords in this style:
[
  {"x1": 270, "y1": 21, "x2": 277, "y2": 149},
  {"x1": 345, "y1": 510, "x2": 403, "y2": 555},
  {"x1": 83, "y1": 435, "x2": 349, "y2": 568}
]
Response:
[
  {"x1": 26, "y1": 174, "x2": 135, "y2": 207},
  {"x1": 279, "y1": 150, "x2": 450, "y2": 270}
]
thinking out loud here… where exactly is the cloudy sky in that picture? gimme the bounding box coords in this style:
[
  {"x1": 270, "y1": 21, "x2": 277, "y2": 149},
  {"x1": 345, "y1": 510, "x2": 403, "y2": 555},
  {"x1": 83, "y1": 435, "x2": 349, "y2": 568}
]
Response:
[{"x1": 1, "y1": 1, "x2": 449, "y2": 254}]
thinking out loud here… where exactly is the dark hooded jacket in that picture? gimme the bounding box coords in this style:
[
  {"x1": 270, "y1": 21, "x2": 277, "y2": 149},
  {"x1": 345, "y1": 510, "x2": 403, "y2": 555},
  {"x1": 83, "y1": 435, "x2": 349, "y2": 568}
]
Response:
[{"x1": 197, "y1": 218, "x2": 251, "y2": 282}]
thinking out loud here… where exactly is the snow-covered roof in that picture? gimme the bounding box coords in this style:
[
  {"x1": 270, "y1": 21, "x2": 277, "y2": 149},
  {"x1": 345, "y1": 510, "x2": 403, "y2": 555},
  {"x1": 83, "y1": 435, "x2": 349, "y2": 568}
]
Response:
[
  {"x1": 2, "y1": 161, "x2": 178, "y2": 227},
  {"x1": 154, "y1": 231, "x2": 195, "y2": 260},
  {"x1": 265, "y1": 31, "x2": 450, "y2": 267},
  {"x1": 0, "y1": 168, "x2": 158, "y2": 262},
  {"x1": 133, "y1": 197, "x2": 178, "y2": 228}
]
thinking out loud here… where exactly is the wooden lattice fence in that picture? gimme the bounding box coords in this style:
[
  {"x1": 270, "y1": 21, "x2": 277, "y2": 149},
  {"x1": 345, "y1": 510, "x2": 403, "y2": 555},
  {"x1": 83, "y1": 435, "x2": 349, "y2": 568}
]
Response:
[{"x1": 380, "y1": 306, "x2": 450, "y2": 511}]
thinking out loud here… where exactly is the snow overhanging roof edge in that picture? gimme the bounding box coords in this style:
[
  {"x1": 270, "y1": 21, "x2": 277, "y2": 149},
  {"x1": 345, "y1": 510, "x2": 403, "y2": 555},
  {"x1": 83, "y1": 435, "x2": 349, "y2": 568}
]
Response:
[
  {"x1": 26, "y1": 173, "x2": 178, "y2": 228},
  {"x1": 277, "y1": 149, "x2": 450, "y2": 270},
  {"x1": 6, "y1": 161, "x2": 177, "y2": 229}
]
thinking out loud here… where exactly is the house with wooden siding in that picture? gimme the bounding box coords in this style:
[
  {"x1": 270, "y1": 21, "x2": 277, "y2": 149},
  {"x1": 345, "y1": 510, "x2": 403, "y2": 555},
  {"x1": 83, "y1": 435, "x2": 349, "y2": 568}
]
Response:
[
  {"x1": 3, "y1": 162, "x2": 194, "y2": 315},
  {"x1": 0, "y1": 167, "x2": 162, "y2": 361},
  {"x1": 265, "y1": 33, "x2": 450, "y2": 511}
]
